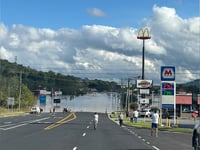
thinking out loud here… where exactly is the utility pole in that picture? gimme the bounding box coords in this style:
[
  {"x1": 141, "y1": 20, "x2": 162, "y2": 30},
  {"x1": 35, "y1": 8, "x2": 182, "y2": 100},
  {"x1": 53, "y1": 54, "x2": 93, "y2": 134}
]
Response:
[
  {"x1": 126, "y1": 78, "x2": 130, "y2": 112},
  {"x1": 18, "y1": 71, "x2": 22, "y2": 111}
]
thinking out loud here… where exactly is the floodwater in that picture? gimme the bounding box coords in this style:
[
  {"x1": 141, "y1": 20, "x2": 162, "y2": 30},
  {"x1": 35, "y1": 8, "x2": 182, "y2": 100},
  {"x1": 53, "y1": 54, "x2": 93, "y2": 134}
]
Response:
[{"x1": 40, "y1": 92, "x2": 120, "y2": 113}]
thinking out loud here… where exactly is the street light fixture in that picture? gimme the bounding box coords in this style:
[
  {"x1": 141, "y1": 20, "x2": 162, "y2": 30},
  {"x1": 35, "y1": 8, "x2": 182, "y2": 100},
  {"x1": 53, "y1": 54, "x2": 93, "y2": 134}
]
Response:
[{"x1": 137, "y1": 28, "x2": 151, "y2": 80}]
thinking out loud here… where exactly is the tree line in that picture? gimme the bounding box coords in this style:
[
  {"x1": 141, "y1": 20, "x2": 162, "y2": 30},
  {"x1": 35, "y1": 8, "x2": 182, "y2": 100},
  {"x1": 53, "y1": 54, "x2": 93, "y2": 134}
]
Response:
[{"x1": 0, "y1": 59, "x2": 121, "y2": 109}]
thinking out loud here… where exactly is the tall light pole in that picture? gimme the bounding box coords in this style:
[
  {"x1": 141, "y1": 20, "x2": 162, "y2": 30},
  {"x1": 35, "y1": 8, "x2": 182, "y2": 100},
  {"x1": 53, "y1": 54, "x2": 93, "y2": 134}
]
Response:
[{"x1": 137, "y1": 28, "x2": 151, "y2": 80}]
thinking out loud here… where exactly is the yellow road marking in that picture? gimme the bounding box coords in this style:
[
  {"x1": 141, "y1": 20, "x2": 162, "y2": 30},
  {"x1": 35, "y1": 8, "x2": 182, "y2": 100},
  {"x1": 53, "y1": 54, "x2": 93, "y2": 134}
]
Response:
[{"x1": 44, "y1": 112, "x2": 77, "y2": 130}]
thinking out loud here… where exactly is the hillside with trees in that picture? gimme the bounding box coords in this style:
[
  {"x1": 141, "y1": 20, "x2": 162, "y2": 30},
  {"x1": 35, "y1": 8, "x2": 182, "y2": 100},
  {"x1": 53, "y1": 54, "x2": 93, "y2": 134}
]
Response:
[{"x1": 0, "y1": 59, "x2": 121, "y2": 109}]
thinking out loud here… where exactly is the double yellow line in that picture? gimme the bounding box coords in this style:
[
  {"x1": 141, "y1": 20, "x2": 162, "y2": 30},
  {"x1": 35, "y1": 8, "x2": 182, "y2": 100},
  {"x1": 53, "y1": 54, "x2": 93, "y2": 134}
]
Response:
[{"x1": 44, "y1": 112, "x2": 77, "y2": 130}]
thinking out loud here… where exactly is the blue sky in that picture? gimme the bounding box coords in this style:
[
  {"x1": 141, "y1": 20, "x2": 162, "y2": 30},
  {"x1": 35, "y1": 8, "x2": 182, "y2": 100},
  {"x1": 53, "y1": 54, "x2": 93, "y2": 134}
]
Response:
[
  {"x1": 1, "y1": 0, "x2": 199, "y2": 29},
  {"x1": 0, "y1": 0, "x2": 199, "y2": 84}
]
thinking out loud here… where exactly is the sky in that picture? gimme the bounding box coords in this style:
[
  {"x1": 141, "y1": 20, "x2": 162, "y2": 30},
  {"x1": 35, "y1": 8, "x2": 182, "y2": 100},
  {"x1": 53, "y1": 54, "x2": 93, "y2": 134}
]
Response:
[{"x1": 0, "y1": 0, "x2": 199, "y2": 85}]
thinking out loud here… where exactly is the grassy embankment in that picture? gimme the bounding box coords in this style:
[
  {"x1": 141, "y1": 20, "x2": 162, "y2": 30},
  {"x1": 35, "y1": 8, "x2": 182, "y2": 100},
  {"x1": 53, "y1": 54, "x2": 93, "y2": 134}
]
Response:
[
  {"x1": 110, "y1": 112, "x2": 193, "y2": 133},
  {"x1": 0, "y1": 107, "x2": 29, "y2": 117}
]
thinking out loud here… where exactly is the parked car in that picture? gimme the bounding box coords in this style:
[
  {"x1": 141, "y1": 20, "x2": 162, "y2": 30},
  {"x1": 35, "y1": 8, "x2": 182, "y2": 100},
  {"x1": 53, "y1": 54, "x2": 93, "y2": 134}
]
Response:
[
  {"x1": 139, "y1": 108, "x2": 151, "y2": 117},
  {"x1": 30, "y1": 106, "x2": 40, "y2": 114},
  {"x1": 192, "y1": 123, "x2": 200, "y2": 150}
]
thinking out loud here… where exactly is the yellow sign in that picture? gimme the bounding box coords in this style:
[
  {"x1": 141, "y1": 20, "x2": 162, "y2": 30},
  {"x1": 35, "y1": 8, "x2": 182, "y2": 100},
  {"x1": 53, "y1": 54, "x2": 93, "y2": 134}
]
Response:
[{"x1": 137, "y1": 28, "x2": 151, "y2": 39}]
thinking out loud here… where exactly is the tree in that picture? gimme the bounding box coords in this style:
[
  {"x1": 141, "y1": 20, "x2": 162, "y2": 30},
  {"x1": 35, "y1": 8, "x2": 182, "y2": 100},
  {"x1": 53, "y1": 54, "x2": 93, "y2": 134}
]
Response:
[{"x1": 130, "y1": 102, "x2": 138, "y2": 110}]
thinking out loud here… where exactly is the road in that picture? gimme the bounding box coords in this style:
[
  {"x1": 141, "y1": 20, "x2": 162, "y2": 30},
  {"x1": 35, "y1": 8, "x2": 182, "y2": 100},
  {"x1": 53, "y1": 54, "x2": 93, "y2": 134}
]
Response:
[{"x1": 0, "y1": 112, "x2": 193, "y2": 150}]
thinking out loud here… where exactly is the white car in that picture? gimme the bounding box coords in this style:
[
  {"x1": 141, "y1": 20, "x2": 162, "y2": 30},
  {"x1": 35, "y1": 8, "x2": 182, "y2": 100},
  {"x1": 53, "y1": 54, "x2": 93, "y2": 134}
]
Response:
[
  {"x1": 31, "y1": 106, "x2": 40, "y2": 114},
  {"x1": 140, "y1": 108, "x2": 151, "y2": 117}
]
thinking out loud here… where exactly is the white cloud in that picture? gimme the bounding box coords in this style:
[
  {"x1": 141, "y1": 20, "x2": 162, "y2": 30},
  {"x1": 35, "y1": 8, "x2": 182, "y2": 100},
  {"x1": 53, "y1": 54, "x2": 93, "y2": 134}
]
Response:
[
  {"x1": 0, "y1": 46, "x2": 13, "y2": 60},
  {"x1": 87, "y1": 8, "x2": 107, "y2": 17},
  {"x1": 0, "y1": 5, "x2": 199, "y2": 84}
]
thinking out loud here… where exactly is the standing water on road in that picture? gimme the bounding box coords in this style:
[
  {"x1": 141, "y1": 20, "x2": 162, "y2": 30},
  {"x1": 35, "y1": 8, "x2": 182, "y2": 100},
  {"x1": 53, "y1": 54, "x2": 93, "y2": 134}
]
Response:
[{"x1": 40, "y1": 92, "x2": 120, "y2": 113}]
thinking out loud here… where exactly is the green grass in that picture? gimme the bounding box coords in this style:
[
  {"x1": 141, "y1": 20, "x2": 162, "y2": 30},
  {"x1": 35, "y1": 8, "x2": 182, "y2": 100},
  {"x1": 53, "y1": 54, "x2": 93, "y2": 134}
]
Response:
[
  {"x1": 124, "y1": 120, "x2": 151, "y2": 128},
  {"x1": 0, "y1": 107, "x2": 28, "y2": 117},
  {"x1": 110, "y1": 113, "x2": 193, "y2": 133},
  {"x1": 159, "y1": 127, "x2": 193, "y2": 133}
]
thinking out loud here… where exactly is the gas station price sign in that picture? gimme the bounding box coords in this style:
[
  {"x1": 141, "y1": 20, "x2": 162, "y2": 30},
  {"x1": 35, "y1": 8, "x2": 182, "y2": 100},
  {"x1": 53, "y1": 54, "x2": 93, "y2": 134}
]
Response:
[{"x1": 162, "y1": 82, "x2": 174, "y2": 96}]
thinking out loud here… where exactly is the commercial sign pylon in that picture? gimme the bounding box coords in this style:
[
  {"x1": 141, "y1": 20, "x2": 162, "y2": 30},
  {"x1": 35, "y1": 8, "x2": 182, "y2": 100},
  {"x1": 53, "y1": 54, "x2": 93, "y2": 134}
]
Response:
[
  {"x1": 160, "y1": 66, "x2": 176, "y2": 126},
  {"x1": 137, "y1": 28, "x2": 151, "y2": 80}
]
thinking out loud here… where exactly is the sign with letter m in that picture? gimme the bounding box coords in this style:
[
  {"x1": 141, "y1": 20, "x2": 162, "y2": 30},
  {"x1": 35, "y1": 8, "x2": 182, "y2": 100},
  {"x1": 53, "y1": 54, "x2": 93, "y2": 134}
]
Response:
[{"x1": 161, "y1": 66, "x2": 175, "y2": 81}]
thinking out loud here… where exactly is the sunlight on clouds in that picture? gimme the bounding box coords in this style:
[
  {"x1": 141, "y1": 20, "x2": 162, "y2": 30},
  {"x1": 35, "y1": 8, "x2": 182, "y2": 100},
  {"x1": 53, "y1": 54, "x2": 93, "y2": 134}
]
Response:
[
  {"x1": 27, "y1": 40, "x2": 62, "y2": 53},
  {"x1": 38, "y1": 28, "x2": 57, "y2": 38},
  {"x1": 0, "y1": 46, "x2": 13, "y2": 60},
  {"x1": 177, "y1": 67, "x2": 196, "y2": 83},
  {"x1": 83, "y1": 25, "x2": 116, "y2": 35},
  {"x1": 9, "y1": 33, "x2": 20, "y2": 47},
  {"x1": 54, "y1": 60, "x2": 70, "y2": 70},
  {"x1": 0, "y1": 24, "x2": 8, "y2": 41},
  {"x1": 146, "y1": 40, "x2": 167, "y2": 55},
  {"x1": 188, "y1": 17, "x2": 200, "y2": 34},
  {"x1": 152, "y1": 5, "x2": 183, "y2": 31}
]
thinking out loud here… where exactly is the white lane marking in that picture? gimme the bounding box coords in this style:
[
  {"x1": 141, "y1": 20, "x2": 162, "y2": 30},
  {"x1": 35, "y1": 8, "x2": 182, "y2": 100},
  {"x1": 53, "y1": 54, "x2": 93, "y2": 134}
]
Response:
[
  {"x1": 3, "y1": 123, "x2": 27, "y2": 130},
  {"x1": 4, "y1": 122, "x2": 12, "y2": 124},
  {"x1": 125, "y1": 128, "x2": 159, "y2": 150},
  {"x1": 146, "y1": 142, "x2": 150, "y2": 145},
  {"x1": 82, "y1": 133, "x2": 86, "y2": 136},
  {"x1": 87, "y1": 126, "x2": 89, "y2": 129},
  {"x1": 73, "y1": 147, "x2": 77, "y2": 150},
  {"x1": 0, "y1": 123, "x2": 15, "y2": 127},
  {"x1": 152, "y1": 145, "x2": 160, "y2": 150},
  {"x1": 0, "y1": 117, "x2": 50, "y2": 130}
]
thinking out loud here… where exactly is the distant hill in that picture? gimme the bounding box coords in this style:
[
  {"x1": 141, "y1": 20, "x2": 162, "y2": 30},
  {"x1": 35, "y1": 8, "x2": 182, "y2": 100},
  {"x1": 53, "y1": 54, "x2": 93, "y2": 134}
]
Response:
[
  {"x1": 184, "y1": 79, "x2": 200, "y2": 87},
  {"x1": 0, "y1": 59, "x2": 120, "y2": 95},
  {"x1": 176, "y1": 79, "x2": 200, "y2": 94}
]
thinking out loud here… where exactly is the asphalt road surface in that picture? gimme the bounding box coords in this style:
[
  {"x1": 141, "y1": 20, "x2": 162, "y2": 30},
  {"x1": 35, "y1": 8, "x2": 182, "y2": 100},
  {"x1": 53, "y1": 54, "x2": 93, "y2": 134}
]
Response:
[{"x1": 0, "y1": 112, "x2": 193, "y2": 150}]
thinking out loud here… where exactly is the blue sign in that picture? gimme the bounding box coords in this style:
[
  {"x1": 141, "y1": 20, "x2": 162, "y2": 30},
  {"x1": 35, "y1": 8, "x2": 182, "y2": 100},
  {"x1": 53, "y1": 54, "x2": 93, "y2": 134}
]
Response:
[
  {"x1": 162, "y1": 104, "x2": 174, "y2": 109},
  {"x1": 161, "y1": 66, "x2": 175, "y2": 81},
  {"x1": 40, "y1": 95, "x2": 46, "y2": 105}
]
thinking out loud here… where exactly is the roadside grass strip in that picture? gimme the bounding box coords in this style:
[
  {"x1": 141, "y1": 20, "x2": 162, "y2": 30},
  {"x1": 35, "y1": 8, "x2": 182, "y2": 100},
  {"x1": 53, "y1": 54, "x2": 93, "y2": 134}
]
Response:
[
  {"x1": 44, "y1": 112, "x2": 77, "y2": 130},
  {"x1": 110, "y1": 113, "x2": 193, "y2": 133}
]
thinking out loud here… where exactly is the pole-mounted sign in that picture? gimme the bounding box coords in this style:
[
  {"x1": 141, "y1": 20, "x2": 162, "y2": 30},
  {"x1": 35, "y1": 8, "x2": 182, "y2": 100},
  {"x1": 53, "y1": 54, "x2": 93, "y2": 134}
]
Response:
[
  {"x1": 160, "y1": 66, "x2": 176, "y2": 126},
  {"x1": 137, "y1": 28, "x2": 151, "y2": 80},
  {"x1": 137, "y1": 28, "x2": 151, "y2": 39},
  {"x1": 161, "y1": 66, "x2": 175, "y2": 81}
]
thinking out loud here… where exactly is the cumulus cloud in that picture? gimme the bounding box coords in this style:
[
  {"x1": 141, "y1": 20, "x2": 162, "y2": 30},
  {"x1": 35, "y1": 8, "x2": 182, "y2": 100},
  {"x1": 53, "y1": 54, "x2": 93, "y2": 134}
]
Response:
[
  {"x1": 0, "y1": 5, "x2": 199, "y2": 84},
  {"x1": 87, "y1": 8, "x2": 107, "y2": 17}
]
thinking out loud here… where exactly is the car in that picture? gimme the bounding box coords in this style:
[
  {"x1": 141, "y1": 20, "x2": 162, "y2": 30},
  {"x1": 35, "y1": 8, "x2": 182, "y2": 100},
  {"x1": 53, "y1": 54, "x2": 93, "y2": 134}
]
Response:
[
  {"x1": 192, "y1": 123, "x2": 200, "y2": 150},
  {"x1": 140, "y1": 108, "x2": 151, "y2": 117},
  {"x1": 30, "y1": 106, "x2": 40, "y2": 114}
]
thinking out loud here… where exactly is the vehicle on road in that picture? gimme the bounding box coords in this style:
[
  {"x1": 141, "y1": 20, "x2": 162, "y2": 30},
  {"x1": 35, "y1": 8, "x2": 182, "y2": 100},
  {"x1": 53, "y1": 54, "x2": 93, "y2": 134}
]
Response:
[
  {"x1": 139, "y1": 108, "x2": 151, "y2": 117},
  {"x1": 30, "y1": 106, "x2": 40, "y2": 114},
  {"x1": 192, "y1": 123, "x2": 200, "y2": 150}
]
